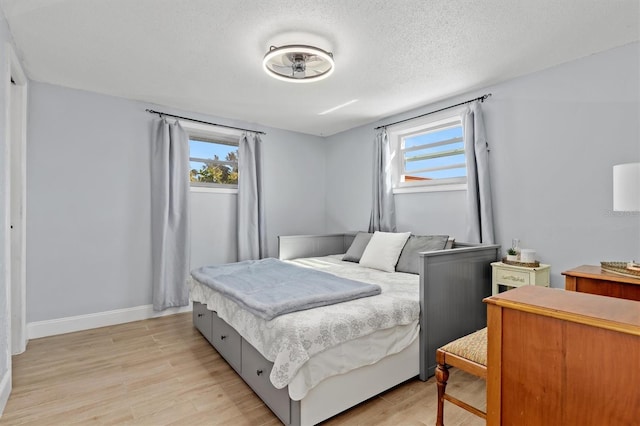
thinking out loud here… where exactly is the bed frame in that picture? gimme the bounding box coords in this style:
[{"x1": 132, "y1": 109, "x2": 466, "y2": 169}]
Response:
[{"x1": 192, "y1": 233, "x2": 500, "y2": 425}]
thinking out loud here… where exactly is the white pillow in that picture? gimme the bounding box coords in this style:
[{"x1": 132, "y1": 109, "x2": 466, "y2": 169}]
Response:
[{"x1": 359, "y1": 231, "x2": 411, "y2": 272}]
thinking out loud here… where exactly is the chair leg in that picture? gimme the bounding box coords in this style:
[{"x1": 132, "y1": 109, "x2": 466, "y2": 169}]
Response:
[{"x1": 435, "y1": 363, "x2": 449, "y2": 426}]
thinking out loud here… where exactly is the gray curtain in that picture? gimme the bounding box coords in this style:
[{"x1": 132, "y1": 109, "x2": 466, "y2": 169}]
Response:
[
  {"x1": 463, "y1": 102, "x2": 495, "y2": 244},
  {"x1": 237, "y1": 132, "x2": 266, "y2": 261},
  {"x1": 150, "y1": 118, "x2": 190, "y2": 310},
  {"x1": 369, "y1": 129, "x2": 397, "y2": 232}
]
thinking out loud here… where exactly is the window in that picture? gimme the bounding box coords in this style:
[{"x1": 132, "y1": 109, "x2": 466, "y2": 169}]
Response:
[
  {"x1": 189, "y1": 137, "x2": 238, "y2": 187},
  {"x1": 390, "y1": 112, "x2": 466, "y2": 193},
  {"x1": 179, "y1": 120, "x2": 242, "y2": 192}
]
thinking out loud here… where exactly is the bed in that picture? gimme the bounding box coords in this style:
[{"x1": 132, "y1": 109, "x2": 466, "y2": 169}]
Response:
[{"x1": 189, "y1": 233, "x2": 500, "y2": 425}]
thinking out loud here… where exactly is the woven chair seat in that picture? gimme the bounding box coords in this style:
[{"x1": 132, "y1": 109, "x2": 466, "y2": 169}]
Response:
[{"x1": 438, "y1": 327, "x2": 487, "y2": 366}]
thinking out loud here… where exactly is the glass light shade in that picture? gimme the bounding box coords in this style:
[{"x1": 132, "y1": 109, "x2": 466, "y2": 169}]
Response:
[
  {"x1": 613, "y1": 162, "x2": 640, "y2": 211},
  {"x1": 263, "y1": 45, "x2": 334, "y2": 83}
]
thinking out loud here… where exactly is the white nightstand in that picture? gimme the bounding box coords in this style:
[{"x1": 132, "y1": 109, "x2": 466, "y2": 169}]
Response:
[{"x1": 491, "y1": 261, "x2": 551, "y2": 295}]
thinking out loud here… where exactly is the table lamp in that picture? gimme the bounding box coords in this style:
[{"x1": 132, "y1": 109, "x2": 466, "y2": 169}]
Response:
[{"x1": 613, "y1": 162, "x2": 640, "y2": 212}]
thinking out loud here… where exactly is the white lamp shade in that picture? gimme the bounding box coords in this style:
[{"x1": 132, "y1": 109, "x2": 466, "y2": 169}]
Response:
[{"x1": 613, "y1": 162, "x2": 640, "y2": 211}]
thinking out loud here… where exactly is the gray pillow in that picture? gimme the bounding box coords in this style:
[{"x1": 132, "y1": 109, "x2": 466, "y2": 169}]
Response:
[
  {"x1": 342, "y1": 232, "x2": 373, "y2": 262},
  {"x1": 395, "y1": 235, "x2": 449, "y2": 274}
]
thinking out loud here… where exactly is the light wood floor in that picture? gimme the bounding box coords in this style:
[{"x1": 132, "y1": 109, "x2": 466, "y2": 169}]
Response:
[{"x1": 0, "y1": 313, "x2": 485, "y2": 425}]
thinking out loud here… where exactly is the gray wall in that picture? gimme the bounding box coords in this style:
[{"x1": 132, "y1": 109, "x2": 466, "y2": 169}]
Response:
[
  {"x1": 26, "y1": 83, "x2": 326, "y2": 322},
  {"x1": 325, "y1": 42, "x2": 640, "y2": 287},
  {"x1": 190, "y1": 191, "x2": 238, "y2": 269}
]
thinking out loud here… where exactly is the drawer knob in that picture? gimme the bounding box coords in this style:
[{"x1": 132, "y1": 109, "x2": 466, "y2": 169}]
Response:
[
  {"x1": 256, "y1": 369, "x2": 263, "y2": 376},
  {"x1": 197, "y1": 313, "x2": 203, "y2": 317},
  {"x1": 220, "y1": 335, "x2": 227, "y2": 340}
]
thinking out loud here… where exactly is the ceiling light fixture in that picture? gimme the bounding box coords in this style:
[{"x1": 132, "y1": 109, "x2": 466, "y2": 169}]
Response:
[
  {"x1": 263, "y1": 45, "x2": 334, "y2": 83},
  {"x1": 318, "y1": 99, "x2": 358, "y2": 115}
]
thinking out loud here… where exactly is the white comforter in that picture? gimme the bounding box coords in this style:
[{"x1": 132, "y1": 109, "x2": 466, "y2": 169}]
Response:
[{"x1": 188, "y1": 255, "x2": 420, "y2": 398}]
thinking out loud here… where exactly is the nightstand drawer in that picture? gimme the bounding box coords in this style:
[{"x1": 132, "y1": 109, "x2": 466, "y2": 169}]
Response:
[
  {"x1": 491, "y1": 262, "x2": 551, "y2": 295},
  {"x1": 496, "y1": 269, "x2": 530, "y2": 286}
]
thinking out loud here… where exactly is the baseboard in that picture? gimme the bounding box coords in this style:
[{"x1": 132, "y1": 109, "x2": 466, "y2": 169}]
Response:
[
  {"x1": 27, "y1": 304, "x2": 193, "y2": 339},
  {"x1": 0, "y1": 369, "x2": 10, "y2": 418}
]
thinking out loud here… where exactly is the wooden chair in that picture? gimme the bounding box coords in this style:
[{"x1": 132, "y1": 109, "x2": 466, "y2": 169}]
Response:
[{"x1": 435, "y1": 327, "x2": 487, "y2": 426}]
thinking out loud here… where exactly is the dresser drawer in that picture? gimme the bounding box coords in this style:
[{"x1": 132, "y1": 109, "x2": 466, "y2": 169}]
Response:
[
  {"x1": 496, "y1": 268, "x2": 530, "y2": 286},
  {"x1": 192, "y1": 302, "x2": 212, "y2": 343},
  {"x1": 241, "y1": 341, "x2": 291, "y2": 424},
  {"x1": 211, "y1": 313, "x2": 242, "y2": 373}
]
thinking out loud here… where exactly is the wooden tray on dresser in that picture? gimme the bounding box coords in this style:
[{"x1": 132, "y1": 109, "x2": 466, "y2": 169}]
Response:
[{"x1": 562, "y1": 265, "x2": 640, "y2": 302}]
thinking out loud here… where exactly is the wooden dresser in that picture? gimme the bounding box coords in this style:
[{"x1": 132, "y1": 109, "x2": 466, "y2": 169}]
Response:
[
  {"x1": 563, "y1": 265, "x2": 640, "y2": 301},
  {"x1": 485, "y1": 286, "x2": 640, "y2": 426}
]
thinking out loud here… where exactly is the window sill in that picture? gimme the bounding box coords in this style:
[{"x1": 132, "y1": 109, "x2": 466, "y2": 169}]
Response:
[
  {"x1": 393, "y1": 184, "x2": 467, "y2": 194},
  {"x1": 190, "y1": 186, "x2": 238, "y2": 194}
]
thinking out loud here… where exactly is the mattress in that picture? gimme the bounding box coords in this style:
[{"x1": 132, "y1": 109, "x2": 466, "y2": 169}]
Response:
[{"x1": 188, "y1": 255, "x2": 420, "y2": 399}]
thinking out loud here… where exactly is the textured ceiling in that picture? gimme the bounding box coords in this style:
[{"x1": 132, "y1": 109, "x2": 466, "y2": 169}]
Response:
[{"x1": 1, "y1": 0, "x2": 638, "y2": 136}]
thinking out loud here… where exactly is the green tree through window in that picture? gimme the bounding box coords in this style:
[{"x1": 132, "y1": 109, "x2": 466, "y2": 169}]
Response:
[
  {"x1": 190, "y1": 150, "x2": 238, "y2": 184},
  {"x1": 189, "y1": 138, "x2": 238, "y2": 186}
]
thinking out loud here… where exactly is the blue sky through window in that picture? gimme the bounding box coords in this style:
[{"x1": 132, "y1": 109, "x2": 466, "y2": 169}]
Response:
[
  {"x1": 189, "y1": 139, "x2": 238, "y2": 171},
  {"x1": 404, "y1": 126, "x2": 462, "y2": 148},
  {"x1": 403, "y1": 125, "x2": 465, "y2": 180}
]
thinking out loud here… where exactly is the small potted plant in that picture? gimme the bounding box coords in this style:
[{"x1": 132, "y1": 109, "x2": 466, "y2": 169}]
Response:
[{"x1": 506, "y1": 248, "x2": 518, "y2": 262}]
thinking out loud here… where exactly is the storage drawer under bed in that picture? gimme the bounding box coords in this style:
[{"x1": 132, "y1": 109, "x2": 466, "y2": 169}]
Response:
[
  {"x1": 241, "y1": 339, "x2": 291, "y2": 424},
  {"x1": 193, "y1": 302, "x2": 242, "y2": 373},
  {"x1": 193, "y1": 301, "x2": 213, "y2": 344},
  {"x1": 210, "y1": 311, "x2": 242, "y2": 373},
  {"x1": 193, "y1": 301, "x2": 294, "y2": 423}
]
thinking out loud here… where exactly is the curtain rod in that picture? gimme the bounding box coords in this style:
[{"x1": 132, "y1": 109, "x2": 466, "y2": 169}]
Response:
[
  {"x1": 374, "y1": 93, "x2": 492, "y2": 130},
  {"x1": 145, "y1": 109, "x2": 266, "y2": 135}
]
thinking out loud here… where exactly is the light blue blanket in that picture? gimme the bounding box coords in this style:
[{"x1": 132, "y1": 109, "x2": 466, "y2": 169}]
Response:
[{"x1": 191, "y1": 258, "x2": 382, "y2": 320}]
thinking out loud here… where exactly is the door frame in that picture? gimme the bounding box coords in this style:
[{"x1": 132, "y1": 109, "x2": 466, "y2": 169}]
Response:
[{"x1": 5, "y1": 42, "x2": 28, "y2": 355}]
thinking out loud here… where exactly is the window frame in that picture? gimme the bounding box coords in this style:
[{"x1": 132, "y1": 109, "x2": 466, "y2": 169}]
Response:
[
  {"x1": 178, "y1": 120, "x2": 242, "y2": 193},
  {"x1": 388, "y1": 107, "x2": 467, "y2": 194}
]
